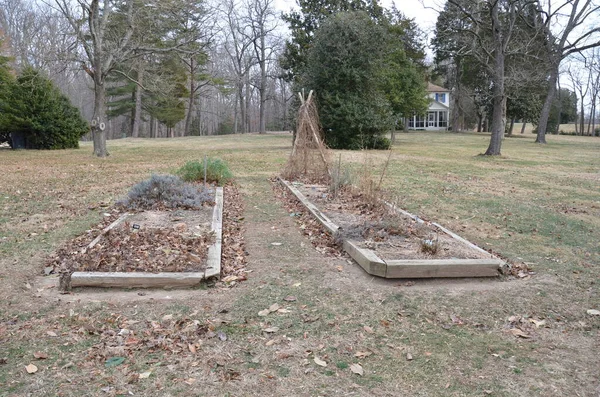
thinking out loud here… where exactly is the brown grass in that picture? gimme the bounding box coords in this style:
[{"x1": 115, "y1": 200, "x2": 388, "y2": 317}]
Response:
[{"x1": 0, "y1": 132, "x2": 599, "y2": 396}]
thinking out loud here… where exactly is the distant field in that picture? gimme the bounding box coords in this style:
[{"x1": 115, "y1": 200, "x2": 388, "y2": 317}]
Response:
[
  {"x1": 512, "y1": 122, "x2": 579, "y2": 134},
  {"x1": 0, "y1": 132, "x2": 598, "y2": 396}
]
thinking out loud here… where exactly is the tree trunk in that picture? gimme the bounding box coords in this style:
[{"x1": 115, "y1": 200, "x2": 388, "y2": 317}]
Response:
[
  {"x1": 245, "y1": 74, "x2": 251, "y2": 132},
  {"x1": 184, "y1": 58, "x2": 195, "y2": 136},
  {"x1": 520, "y1": 122, "x2": 526, "y2": 134},
  {"x1": 451, "y1": 59, "x2": 461, "y2": 132},
  {"x1": 477, "y1": 114, "x2": 483, "y2": 132},
  {"x1": 131, "y1": 65, "x2": 143, "y2": 138},
  {"x1": 484, "y1": 10, "x2": 505, "y2": 157},
  {"x1": 580, "y1": 101, "x2": 585, "y2": 136},
  {"x1": 507, "y1": 117, "x2": 515, "y2": 136},
  {"x1": 233, "y1": 90, "x2": 239, "y2": 134},
  {"x1": 258, "y1": 35, "x2": 267, "y2": 134},
  {"x1": 238, "y1": 83, "x2": 246, "y2": 133},
  {"x1": 536, "y1": 64, "x2": 559, "y2": 144},
  {"x1": 92, "y1": 77, "x2": 109, "y2": 157}
]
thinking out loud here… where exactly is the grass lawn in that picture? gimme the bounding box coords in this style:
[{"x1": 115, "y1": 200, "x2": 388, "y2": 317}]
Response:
[{"x1": 0, "y1": 131, "x2": 598, "y2": 396}]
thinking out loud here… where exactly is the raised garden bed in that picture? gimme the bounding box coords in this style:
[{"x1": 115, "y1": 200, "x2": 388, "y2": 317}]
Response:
[
  {"x1": 48, "y1": 187, "x2": 223, "y2": 289},
  {"x1": 279, "y1": 178, "x2": 506, "y2": 278}
]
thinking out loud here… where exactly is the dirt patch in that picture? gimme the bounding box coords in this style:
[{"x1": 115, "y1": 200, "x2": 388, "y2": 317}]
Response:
[{"x1": 294, "y1": 183, "x2": 491, "y2": 261}]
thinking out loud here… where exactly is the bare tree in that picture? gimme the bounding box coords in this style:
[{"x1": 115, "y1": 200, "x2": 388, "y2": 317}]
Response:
[
  {"x1": 442, "y1": 0, "x2": 542, "y2": 155},
  {"x1": 245, "y1": 0, "x2": 278, "y2": 134},
  {"x1": 53, "y1": 0, "x2": 137, "y2": 157},
  {"x1": 534, "y1": 0, "x2": 600, "y2": 143},
  {"x1": 221, "y1": 0, "x2": 255, "y2": 134}
]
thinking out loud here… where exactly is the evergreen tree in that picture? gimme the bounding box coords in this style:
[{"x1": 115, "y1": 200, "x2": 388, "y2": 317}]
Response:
[
  {"x1": 5, "y1": 67, "x2": 88, "y2": 149},
  {"x1": 0, "y1": 38, "x2": 15, "y2": 145},
  {"x1": 304, "y1": 11, "x2": 427, "y2": 149}
]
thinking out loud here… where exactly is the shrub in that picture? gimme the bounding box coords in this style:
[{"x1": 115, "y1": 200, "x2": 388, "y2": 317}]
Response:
[
  {"x1": 117, "y1": 174, "x2": 213, "y2": 210},
  {"x1": 176, "y1": 158, "x2": 233, "y2": 186},
  {"x1": 5, "y1": 67, "x2": 88, "y2": 149}
]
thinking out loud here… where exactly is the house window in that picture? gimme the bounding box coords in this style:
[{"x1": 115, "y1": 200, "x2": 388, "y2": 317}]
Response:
[
  {"x1": 438, "y1": 111, "x2": 448, "y2": 128},
  {"x1": 439, "y1": 93, "x2": 446, "y2": 103}
]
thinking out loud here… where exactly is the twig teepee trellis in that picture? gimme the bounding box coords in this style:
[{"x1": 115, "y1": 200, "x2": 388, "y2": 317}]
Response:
[{"x1": 283, "y1": 90, "x2": 331, "y2": 182}]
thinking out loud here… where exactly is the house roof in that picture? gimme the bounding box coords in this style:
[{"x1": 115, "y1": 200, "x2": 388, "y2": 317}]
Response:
[{"x1": 427, "y1": 82, "x2": 450, "y2": 93}]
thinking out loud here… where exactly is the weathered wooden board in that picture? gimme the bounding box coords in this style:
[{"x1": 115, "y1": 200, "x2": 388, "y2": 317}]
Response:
[
  {"x1": 343, "y1": 240, "x2": 387, "y2": 277},
  {"x1": 71, "y1": 272, "x2": 205, "y2": 288},
  {"x1": 205, "y1": 187, "x2": 224, "y2": 279},
  {"x1": 385, "y1": 259, "x2": 503, "y2": 278},
  {"x1": 82, "y1": 213, "x2": 130, "y2": 254}
]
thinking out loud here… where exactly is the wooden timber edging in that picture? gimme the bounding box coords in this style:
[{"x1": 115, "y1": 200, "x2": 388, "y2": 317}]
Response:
[
  {"x1": 280, "y1": 178, "x2": 505, "y2": 278},
  {"x1": 205, "y1": 187, "x2": 224, "y2": 279},
  {"x1": 69, "y1": 187, "x2": 224, "y2": 289}
]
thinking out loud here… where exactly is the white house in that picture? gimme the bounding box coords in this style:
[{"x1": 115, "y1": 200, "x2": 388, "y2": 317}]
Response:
[{"x1": 407, "y1": 83, "x2": 450, "y2": 131}]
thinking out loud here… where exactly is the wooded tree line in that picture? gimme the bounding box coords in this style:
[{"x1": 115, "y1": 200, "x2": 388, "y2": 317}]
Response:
[
  {"x1": 1, "y1": 0, "x2": 599, "y2": 156},
  {"x1": 0, "y1": 0, "x2": 289, "y2": 155},
  {"x1": 431, "y1": 0, "x2": 600, "y2": 154}
]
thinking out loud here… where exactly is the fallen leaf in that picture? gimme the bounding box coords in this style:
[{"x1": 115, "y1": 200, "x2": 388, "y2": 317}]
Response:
[
  {"x1": 162, "y1": 314, "x2": 173, "y2": 321},
  {"x1": 509, "y1": 328, "x2": 531, "y2": 338},
  {"x1": 450, "y1": 314, "x2": 465, "y2": 325},
  {"x1": 269, "y1": 303, "x2": 280, "y2": 312},
  {"x1": 283, "y1": 295, "x2": 297, "y2": 302},
  {"x1": 105, "y1": 357, "x2": 126, "y2": 367},
  {"x1": 218, "y1": 331, "x2": 227, "y2": 341},
  {"x1": 138, "y1": 371, "x2": 152, "y2": 379},
  {"x1": 25, "y1": 364, "x2": 38, "y2": 374},
  {"x1": 277, "y1": 308, "x2": 291, "y2": 314},
  {"x1": 258, "y1": 309, "x2": 271, "y2": 317},
  {"x1": 293, "y1": 283, "x2": 301, "y2": 287},
  {"x1": 184, "y1": 378, "x2": 196, "y2": 385},
  {"x1": 350, "y1": 363, "x2": 364, "y2": 376},
  {"x1": 46, "y1": 331, "x2": 58, "y2": 337},
  {"x1": 313, "y1": 356, "x2": 327, "y2": 367},
  {"x1": 263, "y1": 327, "x2": 279, "y2": 333},
  {"x1": 529, "y1": 319, "x2": 546, "y2": 328},
  {"x1": 406, "y1": 353, "x2": 413, "y2": 361},
  {"x1": 336, "y1": 265, "x2": 343, "y2": 272},
  {"x1": 363, "y1": 326, "x2": 374, "y2": 334},
  {"x1": 188, "y1": 344, "x2": 196, "y2": 354},
  {"x1": 222, "y1": 275, "x2": 238, "y2": 283},
  {"x1": 424, "y1": 352, "x2": 432, "y2": 357},
  {"x1": 587, "y1": 309, "x2": 600, "y2": 316},
  {"x1": 354, "y1": 351, "x2": 372, "y2": 359},
  {"x1": 33, "y1": 352, "x2": 48, "y2": 360}
]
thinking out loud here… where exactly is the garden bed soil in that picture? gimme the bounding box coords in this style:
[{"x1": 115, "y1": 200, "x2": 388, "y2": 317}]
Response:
[
  {"x1": 48, "y1": 206, "x2": 215, "y2": 274},
  {"x1": 294, "y1": 183, "x2": 492, "y2": 262}
]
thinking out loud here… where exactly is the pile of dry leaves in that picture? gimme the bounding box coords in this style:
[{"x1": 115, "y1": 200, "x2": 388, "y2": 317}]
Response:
[
  {"x1": 271, "y1": 179, "x2": 341, "y2": 257},
  {"x1": 219, "y1": 185, "x2": 248, "y2": 284},
  {"x1": 48, "y1": 221, "x2": 214, "y2": 273}
]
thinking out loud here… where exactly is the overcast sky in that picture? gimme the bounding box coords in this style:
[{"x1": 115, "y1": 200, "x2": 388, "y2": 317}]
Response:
[
  {"x1": 273, "y1": 0, "x2": 440, "y2": 27},
  {"x1": 272, "y1": 0, "x2": 441, "y2": 60}
]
